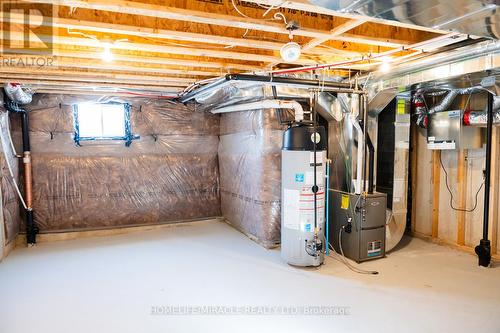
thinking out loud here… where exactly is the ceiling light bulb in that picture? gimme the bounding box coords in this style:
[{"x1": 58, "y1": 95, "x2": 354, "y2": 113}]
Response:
[
  {"x1": 102, "y1": 43, "x2": 114, "y2": 62},
  {"x1": 380, "y1": 61, "x2": 391, "y2": 73},
  {"x1": 379, "y1": 56, "x2": 392, "y2": 73},
  {"x1": 280, "y1": 42, "x2": 301, "y2": 63}
]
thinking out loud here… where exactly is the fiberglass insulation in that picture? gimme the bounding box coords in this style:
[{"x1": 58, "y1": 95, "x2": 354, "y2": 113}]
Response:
[
  {"x1": 10, "y1": 94, "x2": 221, "y2": 232},
  {"x1": 218, "y1": 109, "x2": 285, "y2": 248},
  {"x1": 0, "y1": 95, "x2": 22, "y2": 244}
]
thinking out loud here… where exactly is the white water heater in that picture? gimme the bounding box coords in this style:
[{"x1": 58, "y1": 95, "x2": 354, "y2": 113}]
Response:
[{"x1": 281, "y1": 123, "x2": 327, "y2": 267}]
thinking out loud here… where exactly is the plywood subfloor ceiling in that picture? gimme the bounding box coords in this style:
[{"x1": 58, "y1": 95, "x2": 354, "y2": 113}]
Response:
[{"x1": 0, "y1": 0, "x2": 456, "y2": 96}]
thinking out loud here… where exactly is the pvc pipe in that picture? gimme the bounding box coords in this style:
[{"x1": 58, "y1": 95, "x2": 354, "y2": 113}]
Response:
[
  {"x1": 212, "y1": 99, "x2": 304, "y2": 122},
  {"x1": 351, "y1": 116, "x2": 364, "y2": 195}
]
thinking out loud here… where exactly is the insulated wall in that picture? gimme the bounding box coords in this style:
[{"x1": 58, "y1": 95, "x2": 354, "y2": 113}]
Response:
[
  {"x1": 412, "y1": 93, "x2": 500, "y2": 255},
  {"x1": 0, "y1": 94, "x2": 21, "y2": 245},
  {"x1": 218, "y1": 110, "x2": 283, "y2": 248},
  {"x1": 12, "y1": 94, "x2": 220, "y2": 232}
]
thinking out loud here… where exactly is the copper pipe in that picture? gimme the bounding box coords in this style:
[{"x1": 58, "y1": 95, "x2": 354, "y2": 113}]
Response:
[{"x1": 23, "y1": 151, "x2": 33, "y2": 209}]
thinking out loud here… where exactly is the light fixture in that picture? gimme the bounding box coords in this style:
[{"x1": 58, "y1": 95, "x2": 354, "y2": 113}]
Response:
[
  {"x1": 379, "y1": 56, "x2": 392, "y2": 73},
  {"x1": 280, "y1": 42, "x2": 301, "y2": 63},
  {"x1": 280, "y1": 20, "x2": 301, "y2": 63},
  {"x1": 101, "y1": 42, "x2": 114, "y2": 62}
]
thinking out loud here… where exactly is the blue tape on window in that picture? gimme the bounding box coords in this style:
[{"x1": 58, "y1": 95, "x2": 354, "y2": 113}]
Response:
[
  {"x1": 72, "y1": 104, "x2": 82, "y2": 146},
  {"x1": 72, "y1": 102, "x2": 138, "y2": 147}
]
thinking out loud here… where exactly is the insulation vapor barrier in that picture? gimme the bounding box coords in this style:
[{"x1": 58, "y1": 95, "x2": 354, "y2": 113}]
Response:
[
  {"x1": 11, "y1": 94, "x2": 220, "y2": 232},
  {"x1": 219, "y1": 110, "x2": 284, "y2": 248},
  {"x1": 0, "y1": 99, "x2": 22, "y2": 244}
]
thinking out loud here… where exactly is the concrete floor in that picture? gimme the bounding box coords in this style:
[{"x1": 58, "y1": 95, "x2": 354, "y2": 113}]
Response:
[{"x1": 1, "y1": 220, "x2": 499, "y2": 333}]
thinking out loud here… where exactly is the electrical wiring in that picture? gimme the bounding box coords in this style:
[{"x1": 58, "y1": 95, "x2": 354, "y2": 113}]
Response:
[
  {"x1": 269, "y1": 32, "x2": 462, "y2": 75},
  {"x1": 329, "y1": 230, "x2": 378, "y2": 275},
  {"x1": 67, "y1": 28, "x2": 128, "y2": 48},
  {"x1": 273, "y1": 12, "x2": 288, "y2": 25},
  {"x1": 261, "y1": 1, "x2": 287, "y2": 17},
  {"x1": 231, "y1": 0, "x2": 251, "y2": 18},
  {"x1": 231, "y1": 0, "x2": 289, "y2": 41},
  {"x1": 231, "y1": 0, "x2": 286, "y2": 21},
  {"x1": 67, "y1": 28, "x2": 99, "y2": 42},
  {"x1": 439, "y1": 153, "x2": 484, "y2": 212}
]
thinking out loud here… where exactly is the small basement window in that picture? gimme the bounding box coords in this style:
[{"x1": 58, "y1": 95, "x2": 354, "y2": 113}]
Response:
[{"x1": 73, "y1": 103, "x2": 134, "y2": 146}]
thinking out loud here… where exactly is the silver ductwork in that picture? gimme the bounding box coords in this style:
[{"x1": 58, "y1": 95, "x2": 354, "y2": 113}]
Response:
[
  {"x1": 412, "y1": 86, "x2": 500, "y2": 128},
  {"x1": 429, "y1": 86, "x2": 486, "y2": 114},
  {"x1": 465, "y1": 110, "x2": 500, "y2": 126},
  {"x1": 311, "y1": 0, "x2": 499, "y2": 39},
  {"x1": 212, "y1": 99, "x2": 305, "y2": 122},
  {"x1": 464, "y1": 95, "x2": 500, "y2": 126},
  {"x1": 369, "y1": 40, "x2": 500, "y2": 94}
]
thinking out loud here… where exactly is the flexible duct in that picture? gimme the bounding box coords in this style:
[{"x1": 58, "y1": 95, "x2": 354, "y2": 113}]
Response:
[
  {"x1": 4, "y1": 83, "x2": 33, "y2": 105},
  {"x1": 413, "y1": 94, "x2": 428, "y2": 128},
  {"x1": 429, "y1": 86, "x2": 485, "y2": 113},
  {"x1": 212, "y1": 99, "x2": 304, "y2": 122},
  {"x1": 464, "y1": 95, "x2": 500, "y2": 126},
  {"x1": 413, "y1": 86, "x2": 495, "y2": 127}
]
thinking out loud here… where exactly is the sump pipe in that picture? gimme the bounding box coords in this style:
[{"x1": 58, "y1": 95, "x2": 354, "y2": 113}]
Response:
[{"x1": 475, "y1": 92, "x2": 494, "y2": 267}]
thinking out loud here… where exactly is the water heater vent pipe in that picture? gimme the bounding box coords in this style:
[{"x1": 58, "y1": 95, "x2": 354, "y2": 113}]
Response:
[{"x1": 212, "y1": 99, "x2": 304, "y2": 122}]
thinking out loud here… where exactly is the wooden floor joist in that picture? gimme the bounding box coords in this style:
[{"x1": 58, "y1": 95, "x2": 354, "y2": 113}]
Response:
[
  {"x1": 0, "y1": 12, "x2": 357, "y2": 58},
  {"x1": 432, "y1": 150, "x2": 441, "y2": 239},
  {"x1": 0, "y1": 77, "x2": 184, "y2": 92},
  {"x1": 21, "y1": 0, "x2": 417, "y2": 48},
  {"x1": 4, "y1": 33, "x2": 303, "y2": 65},
  {"x1": 457, "y1": 149, "x2": 468, "y2": 246},
  {"x1": 0, "y1": 0, "x2": 456, "y2": 92}
]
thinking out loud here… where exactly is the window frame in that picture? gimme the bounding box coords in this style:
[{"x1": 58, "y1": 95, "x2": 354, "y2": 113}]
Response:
[{"x1": 72, "y1": 102, "x2": 134, "y2": 146}]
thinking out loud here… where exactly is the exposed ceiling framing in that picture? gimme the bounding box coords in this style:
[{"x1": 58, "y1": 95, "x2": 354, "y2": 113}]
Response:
[{"x1": 0, "y1": 0, "x2": 461, "y2": 95}]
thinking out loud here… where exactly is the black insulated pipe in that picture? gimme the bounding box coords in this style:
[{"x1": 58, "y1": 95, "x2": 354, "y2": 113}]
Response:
[
  {"x1": 21, "y1": 111, "x2": 30, "y2": 151},
  {"x1": 475, "y1": 92, "x2": 493, "y2": 267}
]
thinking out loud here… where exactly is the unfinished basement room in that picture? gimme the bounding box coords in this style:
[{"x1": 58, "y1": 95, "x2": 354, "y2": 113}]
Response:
[{"x1": 0, "y1": 1, "x2": 499, "y2": 332}]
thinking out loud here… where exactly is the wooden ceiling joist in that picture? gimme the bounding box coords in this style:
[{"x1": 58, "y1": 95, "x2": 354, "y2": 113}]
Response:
[
  {"x1": 302, "y1": 18, "x2": 368, "y2": 51},
  {"x1": 0, "y1": 68, "x2": 199, "y2": 85},
  {"x1": 0, "y1": 0, "x2": 455, "y2": 93},
  {"x1": 0, "y1": 73, "x2": 189, "y2": 87},
  {"x1": 0, "y1": 12, "x2": 355, "y2": 58},
  {"x1": 0, "y1": 55, "x2": 218, "y2": 77},
  {"x1": 0, "y1": 77, "x2": 183, "y2": 92},
  {"x1": 240, "y1": 0, "x2": 452, "y2": 35},
  {"x1": 2, "y1": 49, "x2": 264, "y2": 72},
  {"x1": 4, "y1": 32, "x2": 309, "y2": 65},
  {"x1": 21, "y1": 0, "x2": 416, "y2": 48}
]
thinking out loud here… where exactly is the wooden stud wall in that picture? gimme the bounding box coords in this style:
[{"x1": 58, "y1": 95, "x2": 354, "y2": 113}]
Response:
[{"x1": 411, "y1": 93, "x2": 500, "y2": 259}]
